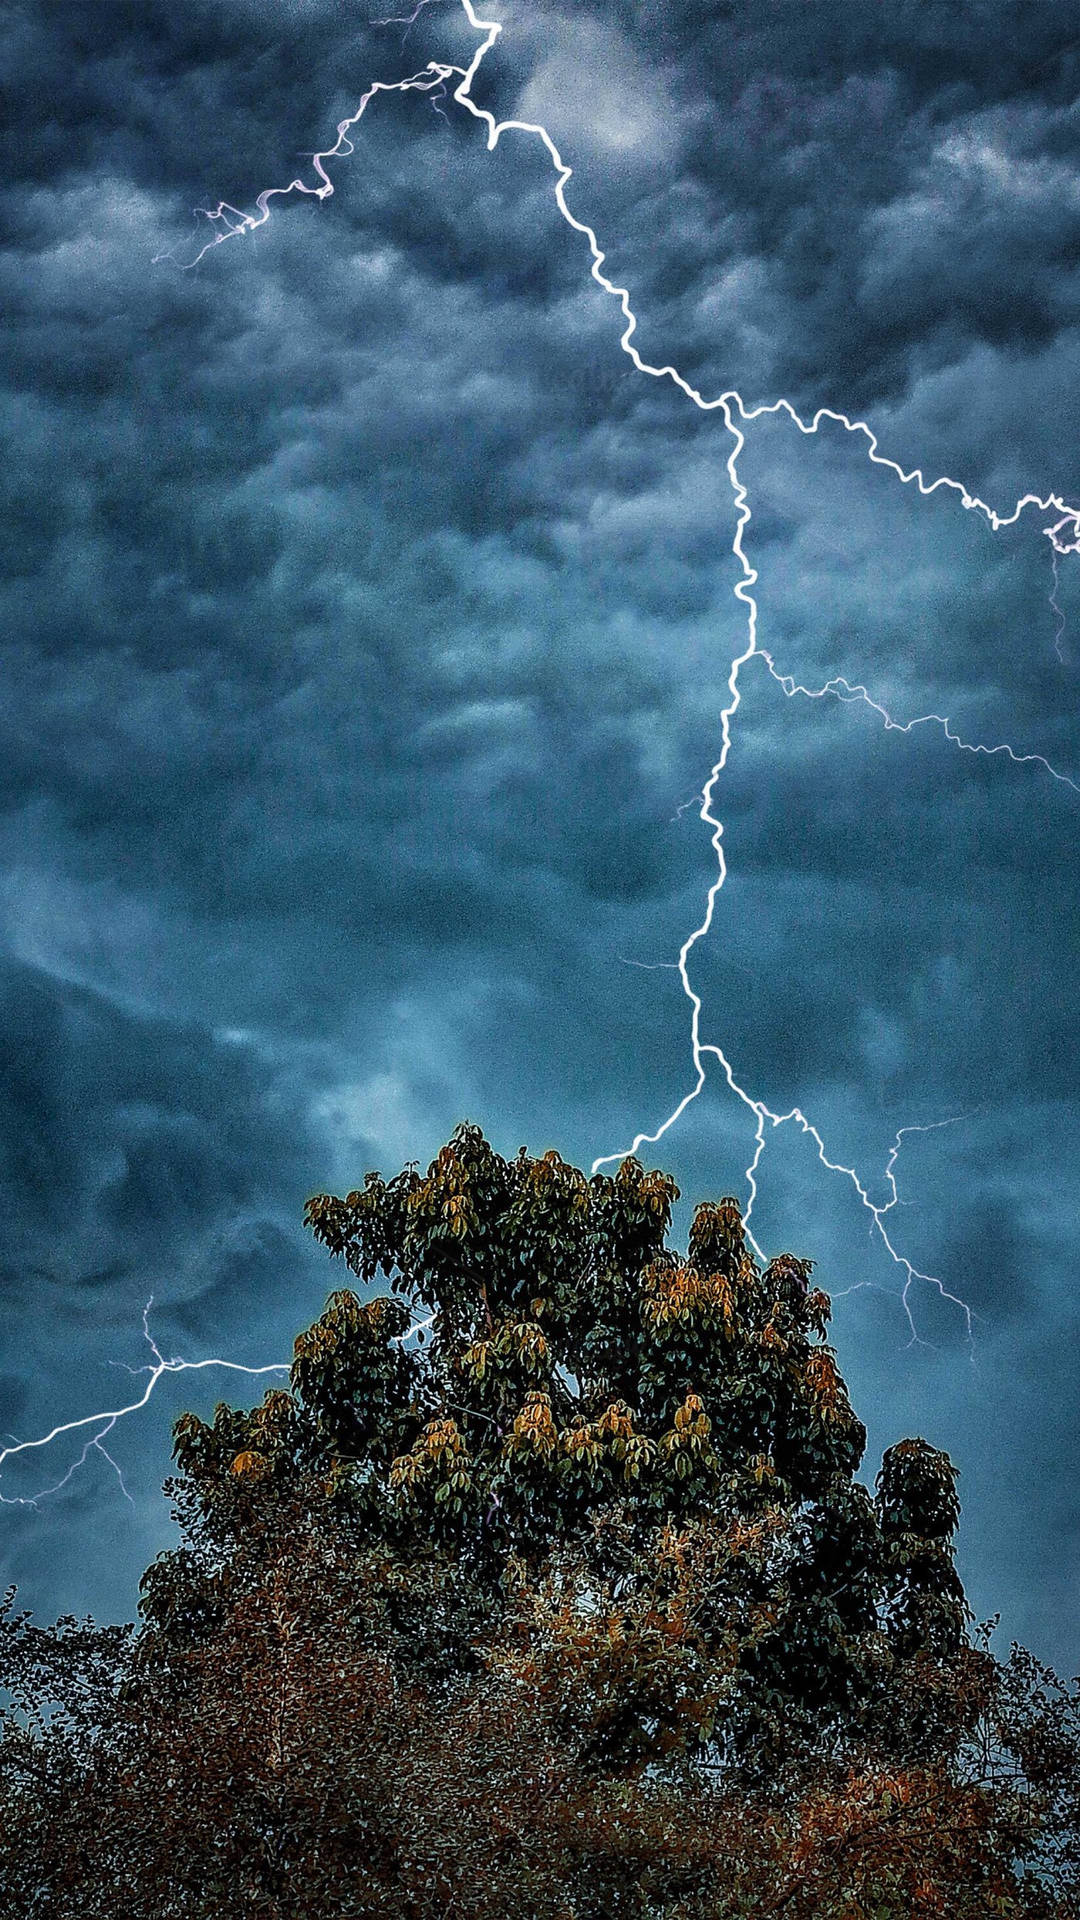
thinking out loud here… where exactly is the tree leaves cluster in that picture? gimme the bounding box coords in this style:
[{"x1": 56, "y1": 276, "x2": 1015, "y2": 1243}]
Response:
[
  {"x1": 1, "y1": 1123, "x2": 1078, "y2": 1918},
  {"x1": 174, "y1": 1124, "x2": 972, "y2": 1774}
]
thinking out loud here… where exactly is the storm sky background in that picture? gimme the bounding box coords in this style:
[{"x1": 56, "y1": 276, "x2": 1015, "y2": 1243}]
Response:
[{"x1": 2, "y1": 0, "x2": 1080, "y2": 1672}]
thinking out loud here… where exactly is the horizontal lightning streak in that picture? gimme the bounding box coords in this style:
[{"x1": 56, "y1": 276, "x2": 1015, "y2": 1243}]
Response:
[
  {"x1": 758, "y1": 651, "x2": 1080, "y2": 794},
  {"x1": 2, "y1": 1301, "x2": 434, "y2": 1505},
  {"x1": 0, "y1": 1414, "x2": 133, "y2": 1511}
]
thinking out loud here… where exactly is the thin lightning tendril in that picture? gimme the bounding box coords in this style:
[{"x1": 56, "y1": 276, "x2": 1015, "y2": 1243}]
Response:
[
  {"x1": 372, "y1": 0, "x2": 448, "y2": 53},
  {"x1": 758, "y1": 650, "x2": 1080, "y2": 794},
  {"x1": 880, "y1": 1118, "x2": 972, "y2": 1215},
  {"x1": 18, "y1": 0, "x2": 1077, "y2": 1504},
  {"x1": 1050, "y1": 550, "x2": 1068, "y2": 663},
  {"x1": 2, "y1": 1299, "x2": 433, "y2": 1507},
  {"x1": 372, "y1": 0, "x2": 444, "y2": 30}
]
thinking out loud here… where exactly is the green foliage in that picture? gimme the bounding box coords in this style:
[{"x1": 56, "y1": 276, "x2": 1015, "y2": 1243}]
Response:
[
  {"x1": 2, "y1": 1125, "x2": 1080, "y2": 1918},
  {"x1": 168, "y1": 1122, "x2": 972, "y2": 1774}
]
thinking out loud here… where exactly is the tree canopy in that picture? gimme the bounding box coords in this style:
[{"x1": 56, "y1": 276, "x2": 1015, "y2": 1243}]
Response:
[
  {"x1": 2, "y1": 1122, "x2": 1078, "y2": 1918},
  {"x1": 176, "y1": 1121, "x2": 971, "y2": 1773}
]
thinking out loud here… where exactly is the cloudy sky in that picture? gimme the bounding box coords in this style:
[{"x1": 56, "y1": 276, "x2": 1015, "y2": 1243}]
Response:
[{"x1": 2, "y1": 0, "x2": 1080, "y2": 1671}]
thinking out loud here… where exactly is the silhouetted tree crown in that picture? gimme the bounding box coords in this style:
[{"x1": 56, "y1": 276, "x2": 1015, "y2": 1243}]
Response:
[
  {"x1": 169, "y1": 1122, "x2": 970, "y2": 1773},
  {"x1": 4, "y1": 1124, "x2": 1080, "y2": 1919}
]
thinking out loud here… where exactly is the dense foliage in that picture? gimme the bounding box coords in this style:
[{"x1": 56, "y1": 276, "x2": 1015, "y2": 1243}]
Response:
[{"x1": 1, "y1": 1123, "x2": 1078, "y2": 1917}]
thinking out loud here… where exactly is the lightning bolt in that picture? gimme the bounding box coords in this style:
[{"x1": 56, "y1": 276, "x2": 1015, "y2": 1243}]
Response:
[
  {"x1": 0, "y1": 1299, "x2": 433, "y2": 1506},
  {"x1": 20, "y1": 0, "x2": 1078, "y2": 1509},
  {"x1": 0, "y1": 1300, "x2": 290, "y2": 1509},
  {"x1": 429, "y1": 0, "x2": 1072, "y2": 1345},
  {"x1": 151, "y1": 62, "x2": 456, "y2": 270},
  {"x1": 0, "y1": 1413, "x2": 135, "y2": 1511}
]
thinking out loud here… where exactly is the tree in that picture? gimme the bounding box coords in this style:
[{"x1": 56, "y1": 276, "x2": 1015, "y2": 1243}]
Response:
[
  {"x1": 178, "y1": 1121, "x2": 972, "y2": 1775},
  {"x1": 1, "y1": 1123, "x2": 1078, "y2": 1918}
]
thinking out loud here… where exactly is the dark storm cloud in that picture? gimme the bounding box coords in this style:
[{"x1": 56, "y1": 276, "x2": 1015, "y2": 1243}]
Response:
[
  {"x1": 0, "y1": 951, "x2": 322, "y2": 1315},
  {"x1": 934, "y1": 1193, "x2": 1040, "y2": 1323},
  {"x1": 1, "y1": 0, "x2": 1079, "y2": 1672},
  {"x1": 523, "y1": 0, "x2": 1080, "y2": 423},
  {"x1": 0, "y1": 944, "x2": 330, "y2": 1615}
]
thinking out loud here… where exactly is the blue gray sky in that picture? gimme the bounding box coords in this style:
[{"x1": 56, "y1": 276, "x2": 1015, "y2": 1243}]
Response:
[{"x1": 2, "y1": 0, "x2": 1080, "y2": 1673}]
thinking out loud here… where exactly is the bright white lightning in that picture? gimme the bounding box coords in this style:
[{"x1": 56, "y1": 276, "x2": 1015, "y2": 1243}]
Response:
[
  {"x1": 140, "y1": 0, "x2": 1080, "y2": 1335},
  {"x1": 19, "y1": 0, "x2": 1078, "y2": 1503},
  {"x1": 0, "y1": 1412, "x2": 134, "y2": 1511},
  {"x1": 1, "y1": 1299, "x2": 432, "y2": 1507},
  {"x1": 0, "y1": 1300, "x2": 289, "y2": 1509}
]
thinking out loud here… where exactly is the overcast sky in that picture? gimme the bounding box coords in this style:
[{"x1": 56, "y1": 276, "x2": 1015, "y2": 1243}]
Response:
[{"x1": 2, "y1": 0, "x2": 1080, "y2": 1673}]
